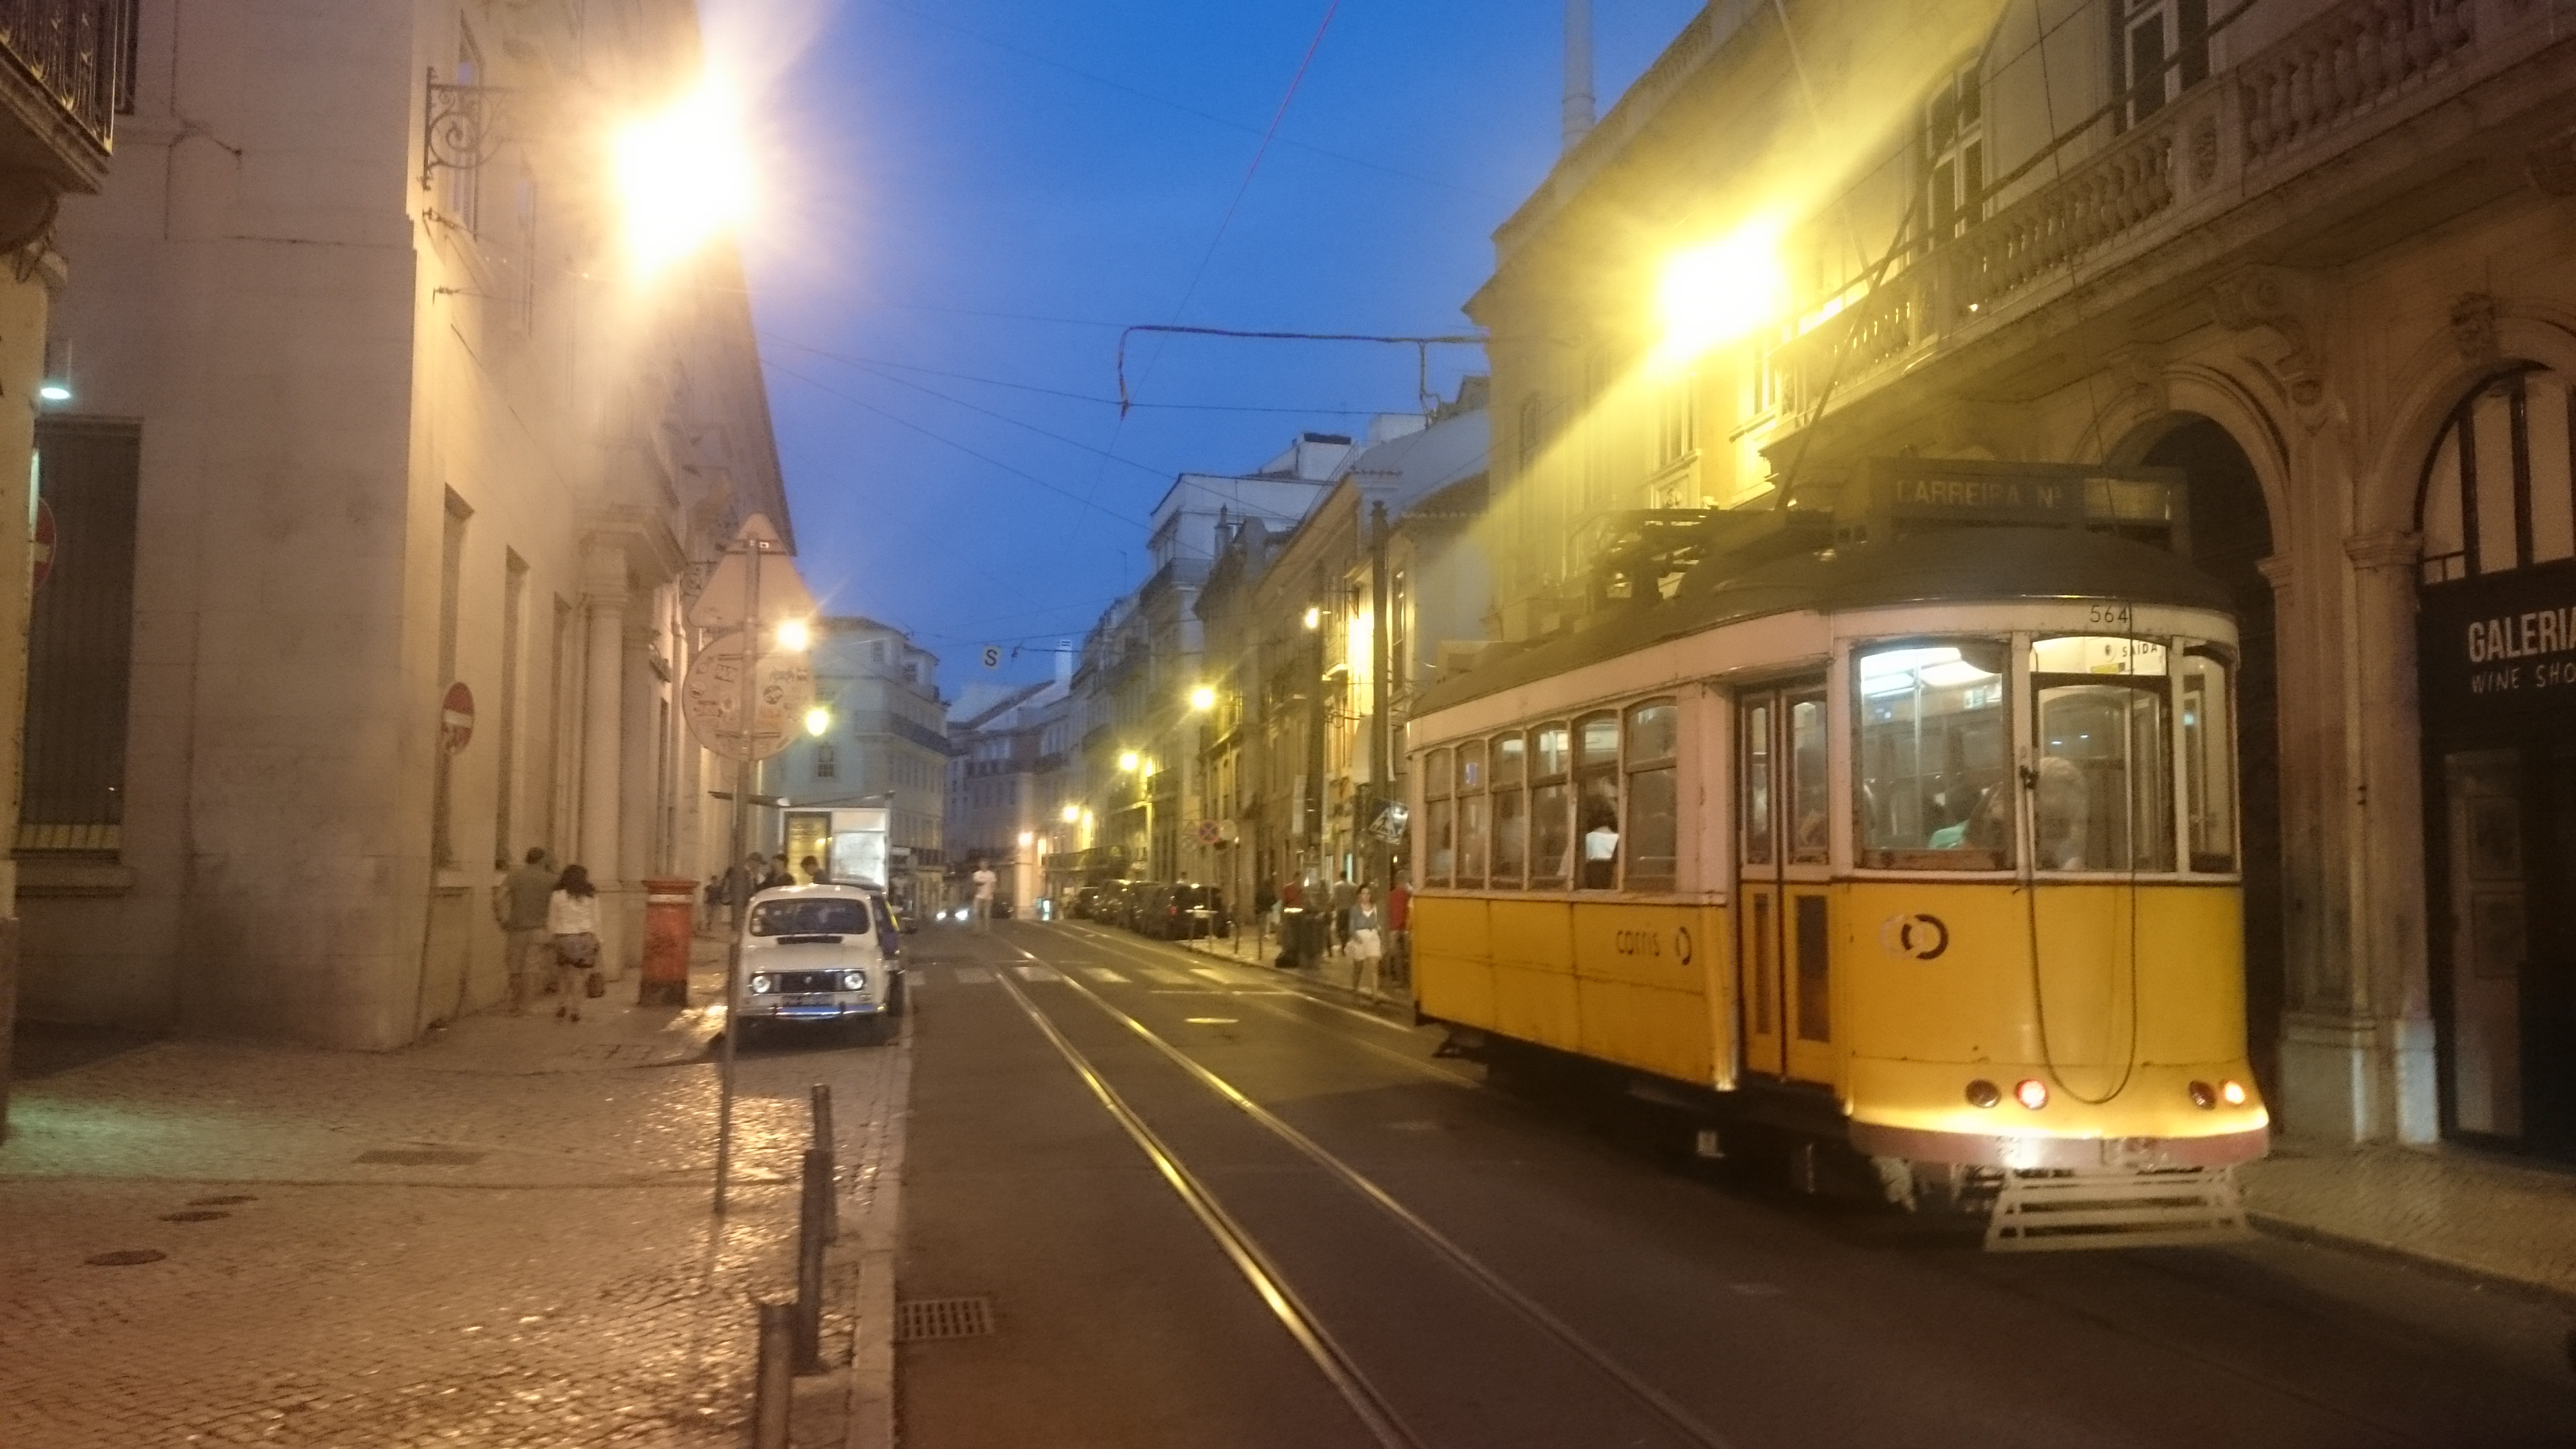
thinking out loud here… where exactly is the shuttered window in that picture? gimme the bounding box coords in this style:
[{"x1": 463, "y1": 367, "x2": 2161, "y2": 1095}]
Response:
[{"x1": 20, "y1": 420, "x2": 141, "y2": 855}]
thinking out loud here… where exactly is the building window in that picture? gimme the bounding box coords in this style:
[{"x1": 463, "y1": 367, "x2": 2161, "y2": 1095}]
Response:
[
  {"x1": 446, "y1": 20, "x2": 486, "y2": 233},
  {"x1": 815, "y1": 744, "x2": 838, "y2": 780},
  {"x1": 1516, "y1": 394, "x2": 1543, "y2": 472},
  {"x1": 2112, "y1": 0, "x2": 2209, "y2": 131},
  {"x1": 19, "y1": 421, "x2": 141, "y2": 855},
  {"x1": 1923, "y1": 60, "x2": 1984, "y2": 244},
  {"x1": 2420, "y1": 364, "x2": 2576, "y2": 583}
]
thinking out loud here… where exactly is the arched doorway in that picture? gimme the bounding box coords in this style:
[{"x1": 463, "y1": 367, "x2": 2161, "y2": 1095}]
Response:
[
  {"x1": 2414, "y1": 363, "x2": 2576, "y2": 1161},
  {"x1": 2141, "y1": 418, "x2": 2284, "y2": 1102}
]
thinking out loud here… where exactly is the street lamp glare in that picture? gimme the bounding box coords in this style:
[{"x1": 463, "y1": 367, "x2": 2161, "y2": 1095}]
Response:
[
  {"x1": 1189, "y1": 684, "x2": 1216, "y2": 712},
  {"x1": 1302, "y1": 605, "x2": 1322, "y2": 631},
  {"x1": 615, "y1": 81, "x2": 755, "y2": 274},
  {"x1": 803, "y1": 706, "x2": 831, "y2": 737},
  {"x1": 775, "y1": 618, "x2": 811, "y2": 651},
  {"x1": 1060, "y1": 804, "x2": 1081, "y2": 824},
  {"x1": 1117, "y1": 749, "x2": 1140, "y2": 773},
  {"x1": 1655, "y1": 219, "x2": 1788, "y2": 366}
]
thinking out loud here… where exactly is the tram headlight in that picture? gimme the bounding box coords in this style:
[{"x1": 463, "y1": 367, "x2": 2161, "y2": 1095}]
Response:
[
  {"x1": 1964, "y1": 1079, "x2": 2002, "y2": 1109},
  {"x1": 2013, "y1": 1078, "x2": 2049, "y2": 1111},
  {"x1": 2188, "y1": 1080, "x2": 2218, "y2": 1110},
  {"x1": 2219, "y1": 1079, "x2": 2248, "y2": 1108}
]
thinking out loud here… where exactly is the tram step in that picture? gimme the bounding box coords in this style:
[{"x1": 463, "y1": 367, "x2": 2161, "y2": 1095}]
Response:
[{"x1": 1983, "y1": 1166, "x2": 2251, "y2": 1252}]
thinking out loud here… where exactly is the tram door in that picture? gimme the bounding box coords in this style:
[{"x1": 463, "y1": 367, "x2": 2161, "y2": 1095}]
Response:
[{"x1": 1738, "y1": 680, "x2": 1835, "y2": 1084}]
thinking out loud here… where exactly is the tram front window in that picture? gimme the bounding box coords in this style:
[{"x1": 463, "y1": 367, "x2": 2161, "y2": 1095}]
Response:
[
  {"x1": 2031, "y1": 636, "x2": 2174, "y2": 872},
  {"x1": 1855, "y1": 642, "x2": 2012, "y2": 869}
]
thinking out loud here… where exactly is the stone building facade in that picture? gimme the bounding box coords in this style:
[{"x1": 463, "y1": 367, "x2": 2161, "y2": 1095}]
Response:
[
  {"x1": 1470, "y1": 0, "x2": 2576, "y2": 1154},
  {"x1": 16, "y1": 0, "x2": 792, "y2": 1050},
  {"x1": 770, "y1": 616, "x2": 947, "y2": 910}
]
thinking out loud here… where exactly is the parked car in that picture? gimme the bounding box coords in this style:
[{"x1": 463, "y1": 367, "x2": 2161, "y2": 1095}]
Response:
[{"x1": 734, "y1": 883, "x2": 906, "y2": 1044}]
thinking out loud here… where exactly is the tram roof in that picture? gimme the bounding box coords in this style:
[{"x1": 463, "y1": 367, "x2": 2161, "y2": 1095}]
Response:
[{"x1": 1415, "y1": 525, "x2": 2235, "y2": 716}]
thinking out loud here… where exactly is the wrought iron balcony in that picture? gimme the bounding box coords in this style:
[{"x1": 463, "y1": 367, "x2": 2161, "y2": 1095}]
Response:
[
  {"x1": 0, "y1": 0, "x2": 123, "y2": 173},
  {"x1": 1764, "y1": 0, "x2": 2550, "y2": 433}
]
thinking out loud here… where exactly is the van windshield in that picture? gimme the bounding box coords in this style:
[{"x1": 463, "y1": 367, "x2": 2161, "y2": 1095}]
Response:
[{"x1": 749, "y1": 898, "x2": 873, "y2": 937}]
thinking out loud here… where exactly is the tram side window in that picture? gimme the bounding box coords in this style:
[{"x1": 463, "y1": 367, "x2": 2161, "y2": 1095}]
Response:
[
  {"x1": 1491, "y1": 732, "x2": 1527, "y2": 888},
  {"x1": 2031, "y1": 636, "x2": 2175, "y2": 872},
  {"x1": 1425, "y1": 747, "x2": 1455, "y2": 886},
  {"x1": 1456, "y1": 741, "x2": 1488, "y2": 890},
  {"x1": 1576, "y1": 712, "x2": 1621, "y2": 888},
  {"x1": 1625, "y1": 700, "x2": 1679, "y2": 891},
  {"x1": 1854, "y1": 642, "x2": 2012, "y2": 870},
  {"x1": 1789, "y1": 692, "x2": 1829, "y2": 865},
  {"x1": 1743, "y1": 700, "x2": 1774, "y2": 866},
  {"x1": 1532, "y1": 722, "x2": 1572, "y2": 888},
  {"x1": 2180, "y1": 650, "x2": 2237, "y2": 872}
]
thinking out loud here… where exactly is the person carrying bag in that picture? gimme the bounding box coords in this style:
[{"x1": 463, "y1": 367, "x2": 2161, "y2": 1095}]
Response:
[{"x1": 547, "y1": 863, "x2": 603, "y2": 1022}]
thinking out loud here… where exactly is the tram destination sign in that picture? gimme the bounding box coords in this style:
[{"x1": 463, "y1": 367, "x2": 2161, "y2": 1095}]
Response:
[
  {"x1": 1841, "y1": 458, "x2": 2189, "y2": 549},
  {"x1": 2418, "y1": 560, "x2": 2576, "y2": 722}
]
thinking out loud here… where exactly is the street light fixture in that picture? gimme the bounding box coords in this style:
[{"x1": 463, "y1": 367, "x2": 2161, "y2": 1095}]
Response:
[
  {"x1": 803, "y1": 706, "x2": 831, "y2": 737},
  {"x1": 1189, "y1": 684, "x2": 1216, "y2": 712},
  {"x1": 775, "y1": 618, "x2": 811, "y2": 651},
  {"x1": 1060, "y1": 804, "x2": 1081, "y2": 824},
  {"x1": 1302, "y1": 605, "x2": 1322, "y2": 631},
  {"x1": 614, "y1": 81, "x2": 754, "y2": 274},
  {"x1": 1118, "y1": 749, "x2": 1141, "y2": 773}
]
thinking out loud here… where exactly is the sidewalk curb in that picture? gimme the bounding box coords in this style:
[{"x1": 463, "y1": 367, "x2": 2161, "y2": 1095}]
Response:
[
  {"x1": 2248, "y1": 1210, "x2": 2576, "y2": 1313},
  {"x1": 841, "y1": 1007, "x2": 912, "y2": 1449}
]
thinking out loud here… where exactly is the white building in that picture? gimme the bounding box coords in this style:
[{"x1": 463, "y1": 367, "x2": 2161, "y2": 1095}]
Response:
[
  {"x1": 771, "y1": 617, "x2": 946, "y2": 912},
  {"x1": 16, "y1": 1, "x2": 793, "y2": 1049}
]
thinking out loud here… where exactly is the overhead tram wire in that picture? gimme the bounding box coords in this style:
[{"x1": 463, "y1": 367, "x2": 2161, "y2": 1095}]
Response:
[
  {"x1": 1114, "y1": 325, "x2": 1488, "y2": 418},
  {"x1": 764, "y1": 360, "x2": 1146, "y2": 531},
  {"x1": 796, "y1": 350, "x2": 1173, "y2": 482},
  {"x1": 762, "y1": 334, "x2": 1393, "y2": 418},
  {"x1": 1084, "y1": 0, "x2": 1345, "y2": 511}
]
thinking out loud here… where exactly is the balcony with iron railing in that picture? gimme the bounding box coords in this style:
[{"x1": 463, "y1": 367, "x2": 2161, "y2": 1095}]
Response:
[
  {"x1": 0, "y1": 0, "x2": 123, "y2": 184},
  {"x1": 1763, "y1": 0, "x2": 2550, "y2": 437}
]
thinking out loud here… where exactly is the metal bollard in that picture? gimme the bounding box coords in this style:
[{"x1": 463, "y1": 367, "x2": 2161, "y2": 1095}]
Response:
[
  {"x1": 794, "y1": 1147, "x2": 830, "y2": 1373},
  {"x1": 752, "y1": 1299, "x2": 792, "y2": 1449},
  {"x1": 809, "y1": 1083, "x2": 839, "y2": 1244}
]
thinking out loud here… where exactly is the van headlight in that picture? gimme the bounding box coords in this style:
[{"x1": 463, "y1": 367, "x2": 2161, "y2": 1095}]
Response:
[
  {"x1": 841, "y1": 969, "x2": 865, "y2": 991},
  {"x1": 748, "y1": 974, "x2": 774, "y2": 995}
]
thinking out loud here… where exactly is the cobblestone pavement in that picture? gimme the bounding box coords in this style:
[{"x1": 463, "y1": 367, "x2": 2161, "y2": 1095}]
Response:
[{"x1": 1, "y1": 961, "x2": 908, "y2": 1448}]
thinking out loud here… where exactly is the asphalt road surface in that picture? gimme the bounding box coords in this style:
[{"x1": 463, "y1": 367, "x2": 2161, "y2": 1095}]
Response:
[{"x1": 893, "y1": 920, "x2": 2576, "y2": 1449}]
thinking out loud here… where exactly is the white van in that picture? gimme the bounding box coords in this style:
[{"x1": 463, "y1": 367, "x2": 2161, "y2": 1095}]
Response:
[{"x1": 735, "y1": 883, "x2": 906, "y2": 1043}]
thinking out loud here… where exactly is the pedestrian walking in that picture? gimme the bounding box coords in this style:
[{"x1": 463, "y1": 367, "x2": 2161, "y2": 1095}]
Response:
[
  {"x1": 761, "y1": 854, "x2": 796, "y2": 891},
  {"x1": 799, "y1": 854, "x2": 824, "y2": 884},
  {"x1": 546, "y1": 863, "x2": 602, "y2": 1023},
  {"x1": 1348, "y1": 885, "x2": 1387, "y2": 1001},
  {"x1": 492, "y1": 847, "x2": 555, "y2": 1014},
  {"x1": 971, "y1": 861, "x2": 998, "y2": 932},
  {"x1": 1329, "y1": 873, "x2": 1358, "y2": 954}
]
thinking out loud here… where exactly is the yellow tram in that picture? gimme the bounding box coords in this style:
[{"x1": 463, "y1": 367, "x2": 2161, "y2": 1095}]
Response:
[{"x1": 1405, "y1": 463, "x2": 2269, "y2": 1244}]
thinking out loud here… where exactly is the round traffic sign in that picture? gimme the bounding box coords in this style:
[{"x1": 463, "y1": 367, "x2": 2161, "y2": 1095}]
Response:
[
  {"x1": 682, "y1": 633, "x2": 815, "y2": 761},
  {"x1": 440, "y1": 681, "x2": 475, "y2": 754}
]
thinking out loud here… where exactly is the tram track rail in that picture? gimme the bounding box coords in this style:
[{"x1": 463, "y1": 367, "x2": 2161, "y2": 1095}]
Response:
[
  {"x1": 1000, "y1": 925, "x2": 2529, "y2": 1447},
  {"x1": 1002, "y1": 936, "x2": 1738, "y2": 1449}
]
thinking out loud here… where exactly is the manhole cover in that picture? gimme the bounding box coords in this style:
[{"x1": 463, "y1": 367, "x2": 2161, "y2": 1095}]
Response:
[
  {"x1": 895, "y1": 1297, "x2": 994, "y2": 1342},
  {"x1": 188, "y1": 1194, "x2": 255, "y2": 1207},
  {"x1": 160, "y1": 1210, "x2": 229, "y2": 1222},
  {"x1": 87, "y1": 1249, "x2": 166, "y2": 1267},
  {"x1": 355, "y1": 1148, "x2": 486, "y2": 1166}
]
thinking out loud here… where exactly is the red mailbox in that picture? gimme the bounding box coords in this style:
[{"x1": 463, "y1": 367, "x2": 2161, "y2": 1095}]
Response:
[{"x1": 639, "y1": 877, "x2": 700, "y2": 1007}]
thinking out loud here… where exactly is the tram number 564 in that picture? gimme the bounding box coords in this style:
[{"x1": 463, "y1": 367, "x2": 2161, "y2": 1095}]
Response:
[{"x1": 2086, "y1": 602, "x2": 2133, "y2": 628}]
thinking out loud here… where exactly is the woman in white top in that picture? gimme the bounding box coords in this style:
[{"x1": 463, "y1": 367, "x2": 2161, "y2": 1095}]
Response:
[
  {"x1": 1346, "y1": 885, "x2": 1386, "y2": 1002},
  {"x1": 546, "y1": 863, "x2": 602, "y2": 1022}
]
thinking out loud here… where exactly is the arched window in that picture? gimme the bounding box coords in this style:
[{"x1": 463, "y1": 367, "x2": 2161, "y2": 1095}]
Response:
[{"x1": 2419, "y1": 364, "x2": 2576, "y2": 584}]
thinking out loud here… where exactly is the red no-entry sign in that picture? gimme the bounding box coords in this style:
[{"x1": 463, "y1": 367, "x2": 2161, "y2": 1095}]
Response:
[{"x1": 440, "y1": 681, "x2": 474, "y2": 754}]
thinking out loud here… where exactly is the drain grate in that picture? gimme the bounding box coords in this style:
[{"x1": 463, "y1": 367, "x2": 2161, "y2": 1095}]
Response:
[
  {"x1": 356, "y1": 1148, "x2": 486, "y2": 1167},
  {"x1": 895, "y1": 1297, "x2": 994, "y2": 1342}
]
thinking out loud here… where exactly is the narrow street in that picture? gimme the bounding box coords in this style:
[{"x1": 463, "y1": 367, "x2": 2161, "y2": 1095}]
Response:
[{"x1": 898, "y1": 921, "x2": 2576, "y2": 1449}]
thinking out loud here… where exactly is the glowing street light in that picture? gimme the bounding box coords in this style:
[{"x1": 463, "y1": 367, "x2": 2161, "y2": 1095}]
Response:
[
  {"x1": 1060, "y1": 804, "x2": 1081, "y2": 824},
  {"x1": 1188, "y1": 684, "x2": 1217, "y2": 712},
  {"x1": 1117, "y1": 749, "x2": 1141, "y2": 773},
  {"x1": 1302, "y1": 605, "x2": 1322, "y2": 631},
  {"x1": 1655, "y1": 219, "x2": 1788, "y2": 366},
  {"x1": 775, "y1": 618, "x2": 811, "y2": 651},
  {"x1": 614, "y1": 82, "x2": 755, "y2": 274},
  {"x1": 802, "y1": 706, "x2": 831, "y2": 737}
]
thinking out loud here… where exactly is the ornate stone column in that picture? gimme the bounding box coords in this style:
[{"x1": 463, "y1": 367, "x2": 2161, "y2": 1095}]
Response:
[{"x1": 2346, "y1": 529, "x2": 2436, "y2": 1143}]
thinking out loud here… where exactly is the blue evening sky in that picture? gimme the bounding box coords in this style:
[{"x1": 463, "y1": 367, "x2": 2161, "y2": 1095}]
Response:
[{"x1": 724, "y1": 1, "x2": 1702, "y2": 693}]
